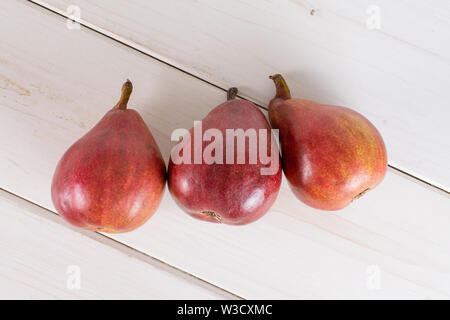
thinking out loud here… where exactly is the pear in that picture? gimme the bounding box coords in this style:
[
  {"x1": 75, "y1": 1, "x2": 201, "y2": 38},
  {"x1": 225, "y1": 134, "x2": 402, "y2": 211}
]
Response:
[
  {"x1": 268, "y1": 74, "x2": 387, "y2": 210},
  {"x1": 168, "y1": 88, "x2": 282, "y2": 225},
  {"x1": 51, "y1": 80, "x2": 166, "y2": 232}
]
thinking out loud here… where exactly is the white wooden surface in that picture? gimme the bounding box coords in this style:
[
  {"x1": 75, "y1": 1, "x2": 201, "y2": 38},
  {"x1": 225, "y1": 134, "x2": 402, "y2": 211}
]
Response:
[
  {"x1": 32, "y1": 0, "x2": 450, "y2": 192},
  {"x1": 0, "y1": 0, "x2": 449, "y2": 299},
  {"x1": 0, "y1": 189, "x2": 234, "y2": 299}
]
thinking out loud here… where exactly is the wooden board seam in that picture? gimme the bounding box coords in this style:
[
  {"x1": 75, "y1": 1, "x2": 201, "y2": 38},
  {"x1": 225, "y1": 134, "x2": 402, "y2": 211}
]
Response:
[
  {"x1": 26, "y1": 0, "x2": 449, "y2": 195},
  {"x1": 0, "y1": 187, "x2": 244, "y2": 300}
]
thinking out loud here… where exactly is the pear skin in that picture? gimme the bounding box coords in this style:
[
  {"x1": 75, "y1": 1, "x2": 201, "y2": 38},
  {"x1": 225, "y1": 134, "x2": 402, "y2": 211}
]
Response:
[
  {"x1": 168, "y1": 88, "x2": 282, "y2": 225},
  {"x1": 51, "y1": 80, "x2": 166, "y2": 232},
  {"x1": 268, "y1": 74, "x2": 387, "y2": 210}
]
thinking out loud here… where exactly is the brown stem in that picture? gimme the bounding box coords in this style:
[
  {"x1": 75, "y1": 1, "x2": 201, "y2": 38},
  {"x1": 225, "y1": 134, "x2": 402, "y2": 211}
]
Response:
[
  {"x1": 269, "y1": 74, "x2": 291, "y2": 100},
  {"x1": 115, "y1": 79, "x2": 133, "y2": 110},
  {"x1": 227, "y1": 87, "x2": 238, "y2": 101}
]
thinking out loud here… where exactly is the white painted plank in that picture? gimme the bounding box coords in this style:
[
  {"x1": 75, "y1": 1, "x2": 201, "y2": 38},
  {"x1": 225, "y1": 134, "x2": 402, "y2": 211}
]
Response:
[
  {"x1": 0, "y1": 189, "x2": 234, "y2": 299},
  {"x1": 35, "y1": 0, "x2": 450, "y2": 191},
  {"x1": 1, "y1": 0, "x2": 450, "y2": 299}
]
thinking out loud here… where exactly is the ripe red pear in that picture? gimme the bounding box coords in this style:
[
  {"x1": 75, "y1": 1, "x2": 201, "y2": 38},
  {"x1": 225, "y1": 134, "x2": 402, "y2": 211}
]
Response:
[
  {"x1": 168, "y1": 88, "x2": 282, "y2": 225},
  {"x1": 51, "y1": 80, "x2": 166, "y2": 232},
  {"x1": 268, "y1": 74, "x2": 387, "y2": 210}
]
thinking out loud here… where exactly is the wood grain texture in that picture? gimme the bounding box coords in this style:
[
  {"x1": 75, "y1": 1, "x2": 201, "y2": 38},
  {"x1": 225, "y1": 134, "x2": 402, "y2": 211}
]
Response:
[
  {"x1": 35, "y1": 0, "x2": 450, "y2": 191},
  {"x1": 0, "y1": 0, "x2": 449, "y2": 298},
  {"x1": 0, "y1": 189, "x2": 235, "y2": 299}
]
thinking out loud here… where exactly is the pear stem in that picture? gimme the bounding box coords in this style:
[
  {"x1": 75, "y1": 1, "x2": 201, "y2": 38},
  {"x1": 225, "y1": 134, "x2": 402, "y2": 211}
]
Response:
[
  {"x1": 227, "y1": 87, "x2": 238, "y2": 101},
  {"x1": 115, "y1": 79, "x2": 133, "y2": 110},
  {"x1": 269, "y1": 74, "x2": 291, "y2": 100}
]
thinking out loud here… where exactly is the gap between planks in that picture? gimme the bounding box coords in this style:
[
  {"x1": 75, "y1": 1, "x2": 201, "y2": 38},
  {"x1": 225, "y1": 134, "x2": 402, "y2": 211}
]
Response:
[
  {"x1": 0, "y1": 187, "x2": 244, "y2": 300},
  {"x1": 27, "y1": 0, "x2": 449, "y2": 195}
]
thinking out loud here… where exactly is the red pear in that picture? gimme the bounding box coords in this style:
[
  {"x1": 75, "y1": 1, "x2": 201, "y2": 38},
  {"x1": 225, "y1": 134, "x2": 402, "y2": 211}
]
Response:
[
  {"x1": 268, "y1": 74, "x2": 387, "y2": 210},
  {"x1": 51, "y1": 80, "x2": 166, "y2": 232},
  {"x1": 168, "y1": 88, "x2": 282, "y2": 225}
]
